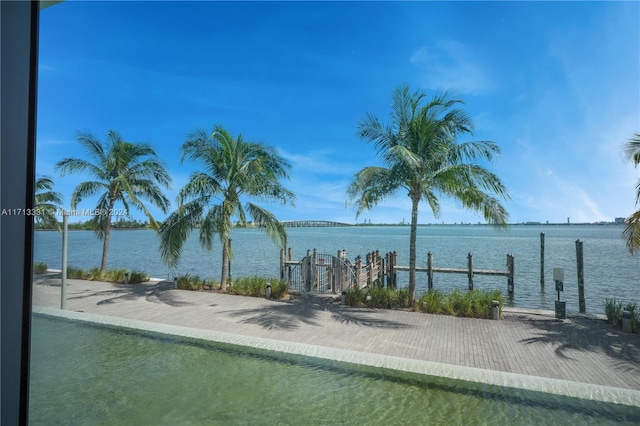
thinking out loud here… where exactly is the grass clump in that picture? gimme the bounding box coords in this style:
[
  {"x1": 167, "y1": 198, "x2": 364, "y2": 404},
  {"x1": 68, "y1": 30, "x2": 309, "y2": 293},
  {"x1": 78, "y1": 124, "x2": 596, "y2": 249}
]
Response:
[
  {"x1": 227, "y1": 275, "x2": 288, "y2": 299},
  {"x1": 417, "y1": 289, "x2": 504, "y2": 319},
  {"x1": 604, "y1": 298, "x2": 639, "y2": 332},
  {"x1": 344, "y1": 286, "x2": 503, "y2": 319},
  {"x1": 128, "y1": 270, "x2": 149, "y2": 284},
  {"x1": 365, "y1": 287, "x2": 410, "y2": 309},
  {"x1": 104, "y1": 268, "x2": 127, "y2": 283},
  {"x1": 33, "y1": 261, "x2": 48, "y2": 274},
  {"x1": 345, "y1": 286, "x2": 365, "y2": 307},
  {"x1": 66, "y1": 266, "x2": 88, "y2": 279},
  {"x1": 64, "y1": 266, "x2": 149, "y2": 284},
  {"x1": 176, "y1": 273, "x2": 206, "y2": 291}
]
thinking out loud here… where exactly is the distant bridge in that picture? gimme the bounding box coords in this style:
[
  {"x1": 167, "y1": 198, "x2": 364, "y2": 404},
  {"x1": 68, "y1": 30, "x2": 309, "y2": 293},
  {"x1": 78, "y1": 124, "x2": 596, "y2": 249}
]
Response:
[{"x1": 280, "y1": 220, "x2": 353, "y2": 228}]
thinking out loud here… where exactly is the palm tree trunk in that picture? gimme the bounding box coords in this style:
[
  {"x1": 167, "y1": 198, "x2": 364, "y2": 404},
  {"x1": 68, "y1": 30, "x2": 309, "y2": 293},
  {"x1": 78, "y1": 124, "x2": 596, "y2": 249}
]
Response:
[
  {"x1": 220, "y1": 238, "x2": 228, "y2": 291},
  {"x1": 100, "y1": 200, "x2": 114, "y2": 276},
  {"x1": 408, "y1": 195, "x2": 420, "y2": 306}
]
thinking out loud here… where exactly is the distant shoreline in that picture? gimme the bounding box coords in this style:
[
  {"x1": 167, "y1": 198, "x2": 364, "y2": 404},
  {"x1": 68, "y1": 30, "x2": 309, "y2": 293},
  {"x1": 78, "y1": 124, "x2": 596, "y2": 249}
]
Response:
[{"x1": 33, "y1": 222, "x2": 625, "y2": 231}]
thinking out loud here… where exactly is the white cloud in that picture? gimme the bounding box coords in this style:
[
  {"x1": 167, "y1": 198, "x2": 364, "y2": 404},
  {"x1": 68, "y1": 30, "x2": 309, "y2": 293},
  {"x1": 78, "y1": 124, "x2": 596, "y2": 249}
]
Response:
[{"x1": 410, "y1": 40, "x2": 493, "y2": 95}]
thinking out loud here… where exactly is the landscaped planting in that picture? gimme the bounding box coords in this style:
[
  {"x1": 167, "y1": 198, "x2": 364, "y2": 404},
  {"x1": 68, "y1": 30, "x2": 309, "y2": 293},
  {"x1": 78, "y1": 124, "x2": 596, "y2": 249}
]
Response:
[{"x1": 344, "y1": 286, "x2": 504, "y2": 319}]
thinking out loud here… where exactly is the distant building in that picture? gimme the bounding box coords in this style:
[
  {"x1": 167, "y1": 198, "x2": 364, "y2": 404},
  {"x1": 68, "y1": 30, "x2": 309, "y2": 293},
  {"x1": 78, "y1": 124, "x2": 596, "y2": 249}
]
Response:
[{"x1": 615, "y1": 217, "x2": 626, "y2": 224}]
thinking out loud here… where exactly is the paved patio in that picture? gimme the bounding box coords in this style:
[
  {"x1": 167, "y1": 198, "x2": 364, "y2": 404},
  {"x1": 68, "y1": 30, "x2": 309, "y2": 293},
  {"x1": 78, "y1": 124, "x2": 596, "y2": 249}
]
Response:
[{"x1": 32, "y1": 274, "x2": 640, "y2": 391}]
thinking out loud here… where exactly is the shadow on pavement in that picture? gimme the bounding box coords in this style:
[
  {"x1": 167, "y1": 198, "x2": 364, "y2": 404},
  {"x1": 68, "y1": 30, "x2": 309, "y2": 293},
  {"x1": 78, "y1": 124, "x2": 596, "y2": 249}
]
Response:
[
  {"x1": 219, "y1": 293, "x2": 412, "y2": 331},
  {"x1": 516, "y1": 314, "x2": 640, "y2": 371},
  {"x1": 34, "y1": 274, "x2": 193, "y2": 308}
]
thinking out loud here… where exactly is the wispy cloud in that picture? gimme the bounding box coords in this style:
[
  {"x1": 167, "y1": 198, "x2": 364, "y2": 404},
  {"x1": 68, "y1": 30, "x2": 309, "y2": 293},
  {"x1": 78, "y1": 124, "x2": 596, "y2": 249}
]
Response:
[{"x1": 410, "y1": 40, "x2": 492, "y2": 95}]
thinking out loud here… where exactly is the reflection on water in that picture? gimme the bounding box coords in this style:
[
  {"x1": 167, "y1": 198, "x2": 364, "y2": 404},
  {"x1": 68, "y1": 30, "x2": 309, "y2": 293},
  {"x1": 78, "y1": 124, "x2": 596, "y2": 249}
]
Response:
[{"x1": 29, "y1": 316, "x2": 640, "y2": 425}]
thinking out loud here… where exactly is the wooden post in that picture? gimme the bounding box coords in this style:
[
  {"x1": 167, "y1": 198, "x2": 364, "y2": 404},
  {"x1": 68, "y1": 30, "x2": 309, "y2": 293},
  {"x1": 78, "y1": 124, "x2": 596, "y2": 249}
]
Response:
[
  {"x1": 355, "y1": 256, "x2": 362, "y2": 288},
  {"x1": 392, "y1": 251, "x2": 398, "y2": 288},
  {"x1": 540, "y1": 233, "x2": 545, "y2": 289},
  {"x1": 427, "y1": 251, "x2": 434, "y2": 290},
  {"x1": 288, "y1": 247, "x2": 292, "y2": 261},
  {"x1": 305, "y1": 249, "x2": 312, "y2": 291},
  {"x1": 385, "y1": 252, "x2": 391, "y2": 288},
  {"x1": 507, "y1": 254, "x2": 515, "y2": 296},
  {"x1": 366, "y1": 252, "x2": 373, "y2": 286},
  {"x1": 280, "y1": 248, "x2": 285, "y2": 280},
  {"x1": 467, "y1": 252, "x2": 474, "y2": 291},
  {"x1": 576, "y1": 239, "x2": 586, "y2": 313},
  {"x1": 313, "y1": 248, "x2": 318, "y2": 291}
]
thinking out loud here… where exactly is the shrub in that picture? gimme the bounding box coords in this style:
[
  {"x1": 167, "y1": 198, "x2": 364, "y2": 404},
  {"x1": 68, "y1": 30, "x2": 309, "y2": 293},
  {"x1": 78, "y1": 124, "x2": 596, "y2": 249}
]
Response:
[
  {"x1": 367, "y1": 286, "x2": 390, "y2": 308},
  {"x1": 66, "y1": 266, "x2": 88, "y2": 279},
  {"x1": 418, "y1": 290, "x2": 443, "y2": 314},
  {"x1": 364, "y1": 287, "x2": 409, "y2": 309},
  {"x1": 104, "y1": 268, "x2": 127, "y2": 284},
  {"x1": 33, "y1": 261, "x2": 48, "y2": 274},
  {"x1": 417, "y1": 288, "x2": 503, "y2": 319},
  {"x1": 229, "y1": 275, "x2": 267, "y2": 297},
  {"x1": 62, "y1": 266, "x2": 150, "y2": 284},
  {"x1": 604, "y1": 298, "x2": 623, "y2": 327},
  {"x1": 604, "y1": 298, "x2": 640, "y2": 332},
  {"x1": 86, "y1": 267, "x2": 103, "y2": 281},
  {"x1": 345, "y1": 287, "x2": 365, "y2": 307},
  {"x1": 128, "y1": 270, "x2": 149, "y2": 284},
  {"x1": 225, "y1": 276, "x2": 288, "y2": 299},
  {"x1": 176, "y1": 273, "x2": 205, "y2": 291},
  {"x1": 269, "y1": 279, "x2": 289, "y2": 299},
  {"x1": 387, "y1": 288, "x2": 409, "y2": 309},
  {"x1": 457, "y1": 292, "x2": 474, "y2": 317}
]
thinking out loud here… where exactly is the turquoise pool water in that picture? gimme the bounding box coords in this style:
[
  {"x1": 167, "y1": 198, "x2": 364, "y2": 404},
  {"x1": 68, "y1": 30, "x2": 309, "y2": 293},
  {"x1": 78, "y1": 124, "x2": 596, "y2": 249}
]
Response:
[{"x1": 29, "y1": 315, "x2": 640, "y2": 425}]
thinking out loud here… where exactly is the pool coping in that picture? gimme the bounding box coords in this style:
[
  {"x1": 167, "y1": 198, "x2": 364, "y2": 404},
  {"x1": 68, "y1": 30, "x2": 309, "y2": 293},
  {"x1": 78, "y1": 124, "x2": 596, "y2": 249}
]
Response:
[{"x1": 33, "y1": 306, "x2": 640, "y2": 408}]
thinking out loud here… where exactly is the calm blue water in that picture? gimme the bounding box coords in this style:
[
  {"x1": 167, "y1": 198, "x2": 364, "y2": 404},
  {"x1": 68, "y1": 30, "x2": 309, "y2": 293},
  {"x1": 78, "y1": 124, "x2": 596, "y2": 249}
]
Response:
[
  {"x1": 33, "y1": 225, "x2": 640, "y2": 314},
  {"x1": 29, "y1": 315, "x2": 640, "y2": 425}
]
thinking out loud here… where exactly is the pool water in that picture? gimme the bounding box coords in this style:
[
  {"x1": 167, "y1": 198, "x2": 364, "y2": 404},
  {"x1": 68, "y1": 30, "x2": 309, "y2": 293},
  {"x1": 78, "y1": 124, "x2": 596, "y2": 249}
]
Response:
[{"x1": 29, "y1": 315, "x2": 640, "y2": 425}]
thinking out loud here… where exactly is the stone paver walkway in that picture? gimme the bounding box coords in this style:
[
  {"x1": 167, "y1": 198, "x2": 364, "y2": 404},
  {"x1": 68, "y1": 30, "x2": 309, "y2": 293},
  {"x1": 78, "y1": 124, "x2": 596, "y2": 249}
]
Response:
[{"x1": 32, "y1": 274, "x2": 640, "y2": 391}]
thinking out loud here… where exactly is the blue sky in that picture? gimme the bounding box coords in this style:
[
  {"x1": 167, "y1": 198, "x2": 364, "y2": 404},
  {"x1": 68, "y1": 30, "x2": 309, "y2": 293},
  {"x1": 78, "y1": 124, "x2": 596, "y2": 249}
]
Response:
[{"x1": 36, "y1": 1, "x2": 640, "y2": 225}]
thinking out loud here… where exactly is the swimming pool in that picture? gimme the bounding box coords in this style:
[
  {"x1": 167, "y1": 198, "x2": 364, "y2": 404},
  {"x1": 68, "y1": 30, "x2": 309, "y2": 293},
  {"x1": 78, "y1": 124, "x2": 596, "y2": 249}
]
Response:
[{"x1": 29, "y1": 311, "x2": 640, "y2": 425}]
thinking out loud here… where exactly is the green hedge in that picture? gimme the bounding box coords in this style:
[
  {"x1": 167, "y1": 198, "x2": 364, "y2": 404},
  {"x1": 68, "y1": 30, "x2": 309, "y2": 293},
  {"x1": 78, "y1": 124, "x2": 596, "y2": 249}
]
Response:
[
  {"x1": 344, "y1": 287, "x2": 504, "y2": 319},
  {"x1": 227, "y1": 275, "x2": 289, "y2": 299},
  {"x1": 65, "y1": 266, "x2": 149, "y2": 284},
  {"x1": 33, "y1": 261, "x2": 48, "y2": 274},
  {"x1": 604, "y1": 298, "x2": 639, "y2": 332}
]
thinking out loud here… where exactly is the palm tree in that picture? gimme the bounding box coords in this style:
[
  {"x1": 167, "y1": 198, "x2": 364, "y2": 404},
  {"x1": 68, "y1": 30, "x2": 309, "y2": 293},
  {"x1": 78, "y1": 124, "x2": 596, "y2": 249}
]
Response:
[
  {"x1": 56, "y1": 130, "x2": 171, "y2": 275},
  {"x1": 623, "y1": 133, "x2": 640, "y2": 253},
  {"x1": 34, "y1": 175, "x2": 63, "y2": 229},
  {"x1": 159, "y1": 125, "x2": 295, "y2": 291},
  {"x1": 347, "y1": 84, "x2": 510, "y2": 305}
]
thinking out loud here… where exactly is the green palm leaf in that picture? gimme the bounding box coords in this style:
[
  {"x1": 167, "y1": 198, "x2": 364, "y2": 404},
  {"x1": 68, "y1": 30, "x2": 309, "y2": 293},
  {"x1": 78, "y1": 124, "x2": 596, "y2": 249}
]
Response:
[
  {"x1": 159, "y1": 125, "x2": 295, "y2": 290},
  {"x1": 56, "y1": 130, "x2": 172, "y2": 274},
  {"x1": 348, "y1": 84, "x2": 510, "y2": 304}
]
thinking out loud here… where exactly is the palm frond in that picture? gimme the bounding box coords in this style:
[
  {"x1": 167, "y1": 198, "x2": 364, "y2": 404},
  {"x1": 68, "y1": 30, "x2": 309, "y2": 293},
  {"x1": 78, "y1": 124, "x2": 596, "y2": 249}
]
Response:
[
  {"x1": 70, "y1": 181, "x2": 107, "y2": 209},
  {"x1": 623, "y1": 210, "x2": 640, "y2": 254},
  {"x1": 346, "y1": 167, "x2": 399, "y2": 218},
  {"x1": 624, "y1": 133, "x2": 640, "y2": 166},
  {"x1": 158, "y1": 200, "x2": 205, "y2": 267},
  {"x1": 246, "y1": 203, "x2": 288, "y2": 249}
]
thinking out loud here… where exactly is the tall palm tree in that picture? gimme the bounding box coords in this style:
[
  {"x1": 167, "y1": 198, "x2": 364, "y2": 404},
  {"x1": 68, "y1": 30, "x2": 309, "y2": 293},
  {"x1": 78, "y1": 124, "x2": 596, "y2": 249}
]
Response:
[
  {"x1": 347, "y1": 84, "x2": 510, "y2": 305},
  {"x1": 56, "y1": 130, "x2": 171, "y2": 275},
  {"x1": 159, "y1": 125, "x2": 295, "y2": 291},
  {"x1": 34, "y1": 175, "x2": 63, "y2": 229},
  {"x1": 623, "y1": 133, "x2": 640, "y2": 253}
]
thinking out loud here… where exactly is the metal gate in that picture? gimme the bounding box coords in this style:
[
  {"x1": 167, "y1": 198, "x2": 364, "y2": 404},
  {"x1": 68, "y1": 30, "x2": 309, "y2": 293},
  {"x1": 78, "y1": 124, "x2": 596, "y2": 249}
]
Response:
[{"x1": 287, "y1": 253, "x2": 356, "y2": 293}]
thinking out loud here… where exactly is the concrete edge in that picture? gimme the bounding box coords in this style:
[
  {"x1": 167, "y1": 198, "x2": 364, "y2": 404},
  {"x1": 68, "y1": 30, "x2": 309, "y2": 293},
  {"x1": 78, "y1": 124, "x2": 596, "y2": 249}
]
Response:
[{"x1": 32, "y1": 306, "x2": 640, "y2": 408}]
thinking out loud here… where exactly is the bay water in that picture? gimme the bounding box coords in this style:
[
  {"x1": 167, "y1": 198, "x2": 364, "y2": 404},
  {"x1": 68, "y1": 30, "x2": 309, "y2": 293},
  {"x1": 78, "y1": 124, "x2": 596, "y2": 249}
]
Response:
[{"x1": 34, "y1": 224, "x2": 640, "y2": 314}]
